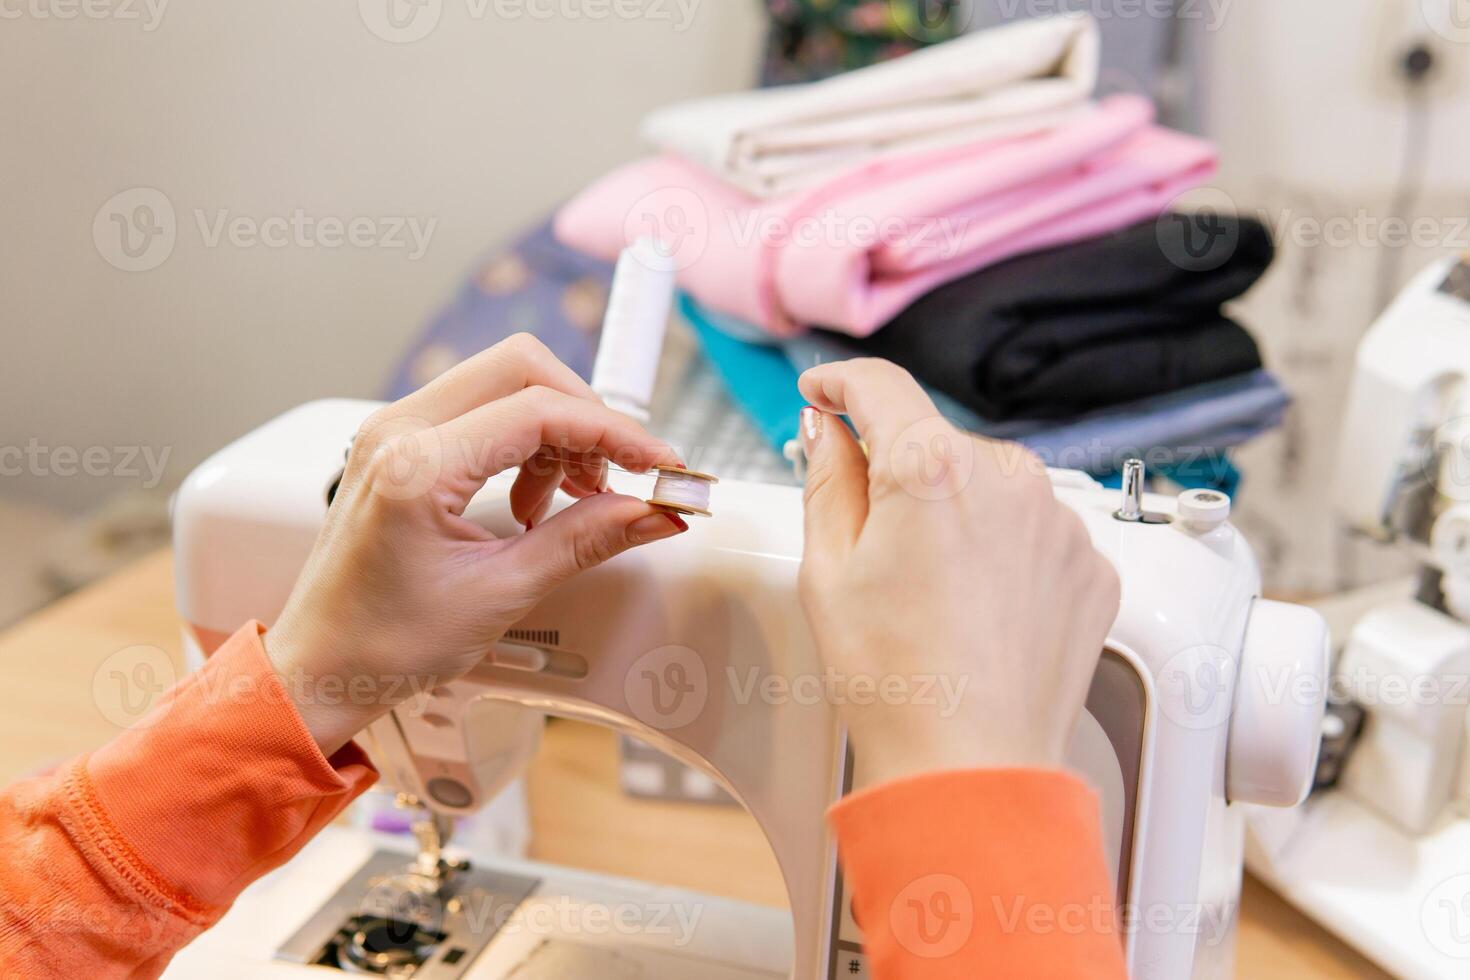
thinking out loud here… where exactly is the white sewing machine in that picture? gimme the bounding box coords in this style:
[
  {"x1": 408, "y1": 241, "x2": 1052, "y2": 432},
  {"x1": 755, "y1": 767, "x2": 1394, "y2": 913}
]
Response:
[
  {"x1": 165, "y1": 246, "x2": 1328, "y2": 980},
  {"x1": 1247, "y1": 253, "x2": 1470, "y2": 978}
]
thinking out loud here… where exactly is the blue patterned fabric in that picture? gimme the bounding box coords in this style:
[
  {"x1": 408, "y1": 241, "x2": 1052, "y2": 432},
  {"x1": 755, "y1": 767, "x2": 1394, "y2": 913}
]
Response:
[{"x1": 384, "y1": 220, "x2": 612, "y2": 399}]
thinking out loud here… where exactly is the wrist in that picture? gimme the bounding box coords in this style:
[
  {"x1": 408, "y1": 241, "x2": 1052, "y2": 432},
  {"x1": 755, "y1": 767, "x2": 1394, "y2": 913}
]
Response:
[
  {"x1": 846, "y1": 713, "x2": 1065, "y2": 789},
  {"x1": 262, "y1": 628, "x2": 386, "y2": 757}
]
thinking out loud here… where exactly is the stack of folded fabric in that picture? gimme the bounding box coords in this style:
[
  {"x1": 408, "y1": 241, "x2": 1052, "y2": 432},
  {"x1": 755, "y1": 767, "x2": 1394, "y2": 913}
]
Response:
[{"x1": 548, "y1": 12, "x2": 1285, "y2": 490}]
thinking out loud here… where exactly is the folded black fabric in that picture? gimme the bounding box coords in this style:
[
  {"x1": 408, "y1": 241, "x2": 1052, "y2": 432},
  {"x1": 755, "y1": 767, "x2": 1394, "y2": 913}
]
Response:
[{"x1": 837, "y1": 216, "x2": 1273, "y2": 421}]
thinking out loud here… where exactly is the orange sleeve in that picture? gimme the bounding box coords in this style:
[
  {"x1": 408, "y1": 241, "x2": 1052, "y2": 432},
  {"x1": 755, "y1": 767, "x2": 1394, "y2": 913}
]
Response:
[
  {"x1": 0, "y1": 622, "x2": 378, "y2": 979},
  {"x1": 829, "y1": 769, "x2": 1127, "y2": 980}
]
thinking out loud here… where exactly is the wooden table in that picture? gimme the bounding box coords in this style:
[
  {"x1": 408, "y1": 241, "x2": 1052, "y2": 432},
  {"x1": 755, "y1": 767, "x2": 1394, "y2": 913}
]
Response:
[{"x1": 0, "y1": 549, "x2": 1390, "y2": 978}]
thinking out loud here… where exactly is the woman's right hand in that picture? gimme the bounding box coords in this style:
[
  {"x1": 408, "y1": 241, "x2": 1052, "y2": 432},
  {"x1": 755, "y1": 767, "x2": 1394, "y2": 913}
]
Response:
[{"x1": 795, "y1": 359, "x2": 1121, "y2": 788}]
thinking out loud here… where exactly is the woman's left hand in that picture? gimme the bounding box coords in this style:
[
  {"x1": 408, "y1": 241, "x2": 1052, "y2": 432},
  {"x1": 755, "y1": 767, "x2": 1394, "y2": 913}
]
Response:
[{"x1": 266, "y1": 333, "x2": 688, "y2": 754}]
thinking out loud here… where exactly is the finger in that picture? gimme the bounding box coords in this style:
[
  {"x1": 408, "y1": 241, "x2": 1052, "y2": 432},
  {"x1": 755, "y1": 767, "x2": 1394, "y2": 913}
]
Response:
[
  {"x1": 558, "y1": 450, "x2": 610, "y2": 497},
  {"x1": 798, "y1": 359, "x2": 942, "y2": 458},
  {"x1": 433, "y1": 387, "x2": 682, "y2": 512},
  {"x1": 509, "y1": 448, "x2": 565, "y2": 528},
  {"x1": 798, "y1": 406, "x2": 868, "y2": 564},
  {"x1": 380, "y1": 333, "x2": 599, "y2": 429},
  {"x1": 498, "y1": 493, "x2": 688, "y2": 596}
]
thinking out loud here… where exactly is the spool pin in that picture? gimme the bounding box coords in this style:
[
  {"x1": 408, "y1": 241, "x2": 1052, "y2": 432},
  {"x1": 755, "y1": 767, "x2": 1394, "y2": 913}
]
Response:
[{"x1": 647, "y1": 464, "x2": 719, "y2": 518}]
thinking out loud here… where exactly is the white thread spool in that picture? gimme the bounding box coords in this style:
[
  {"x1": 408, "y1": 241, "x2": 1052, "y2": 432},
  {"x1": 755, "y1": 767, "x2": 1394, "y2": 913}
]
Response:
[
  {"x1": 591, "y1": 237, "x2": 677, "y2": 423},
  {"x1": 648, "y1": 465, "x2": 719, "y2": 518}
]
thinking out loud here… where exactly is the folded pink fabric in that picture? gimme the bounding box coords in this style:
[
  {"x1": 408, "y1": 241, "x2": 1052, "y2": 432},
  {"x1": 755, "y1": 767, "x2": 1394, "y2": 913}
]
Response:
[{"x1": 554, "y1": 95, "x2": 1217, "y2": 338}]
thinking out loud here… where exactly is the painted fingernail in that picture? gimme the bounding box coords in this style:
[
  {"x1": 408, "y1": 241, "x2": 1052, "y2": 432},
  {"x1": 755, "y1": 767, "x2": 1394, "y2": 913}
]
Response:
[
  {"x1": 801, "y1": 406, "x2": 823, "y2": 448},
  {"x1": 628, "y1": 512, "x2": 687, "y2": 544}
]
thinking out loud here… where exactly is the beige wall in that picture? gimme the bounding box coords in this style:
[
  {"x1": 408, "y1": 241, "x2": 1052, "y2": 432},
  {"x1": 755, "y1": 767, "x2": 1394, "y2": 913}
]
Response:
[{"x1": 0, "y1": 1, "x2": 764, "y2": 511}]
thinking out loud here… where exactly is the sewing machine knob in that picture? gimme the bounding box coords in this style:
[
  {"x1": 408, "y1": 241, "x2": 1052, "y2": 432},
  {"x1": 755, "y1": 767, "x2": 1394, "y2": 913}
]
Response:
[
  {"x1": 426, "y1": 777, "x2": 473, "y2": 809},
  {"x1": 1178, "y1": 489, "x2": 1231, "y2": 532},
  {"x1": 1227, "y1": 600, "x2": 1330, "y2": 807}
]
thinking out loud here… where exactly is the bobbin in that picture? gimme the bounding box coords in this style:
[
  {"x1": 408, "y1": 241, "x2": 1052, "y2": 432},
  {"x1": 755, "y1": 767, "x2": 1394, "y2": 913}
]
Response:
[{"x1": 647, "y1": 464, "x2": 719, "y2": 518}]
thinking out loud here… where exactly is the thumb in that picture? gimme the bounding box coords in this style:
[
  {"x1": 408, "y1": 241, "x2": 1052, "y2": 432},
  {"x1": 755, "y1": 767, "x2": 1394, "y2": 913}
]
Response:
[
  {"x1": 500, "y1": 492, "x2": 687, "y2": 595},
  {"x1": 799, "y1": 406, "x2": 867, "y2": 566}
]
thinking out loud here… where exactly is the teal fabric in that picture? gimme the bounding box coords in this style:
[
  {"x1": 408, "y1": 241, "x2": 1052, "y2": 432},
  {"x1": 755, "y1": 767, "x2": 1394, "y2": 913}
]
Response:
[{"x1": 679, "y1": 291, "x2": 1271, "y2": 493}]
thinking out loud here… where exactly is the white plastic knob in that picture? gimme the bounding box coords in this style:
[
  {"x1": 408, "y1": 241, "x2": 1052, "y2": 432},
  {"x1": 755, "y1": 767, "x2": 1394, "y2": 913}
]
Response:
[
  {"x1": 1226, "y1": 599, "x2": 1330, "y2": 807},
  {"x1": 1178, "y1": 488, "x2": 1232, "y2": 532}
]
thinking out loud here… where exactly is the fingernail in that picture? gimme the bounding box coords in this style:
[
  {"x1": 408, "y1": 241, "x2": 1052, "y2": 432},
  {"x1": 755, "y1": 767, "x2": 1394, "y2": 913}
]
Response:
[
  {"x1": 628, "y1": 512, "x2": 687, "y2": 544},
  {"x1": 800, "y1": 406, "x2": 823, "y2": 448},
  {"x1": 597, "y1": 462, "x2": 610, "y2": 493}
]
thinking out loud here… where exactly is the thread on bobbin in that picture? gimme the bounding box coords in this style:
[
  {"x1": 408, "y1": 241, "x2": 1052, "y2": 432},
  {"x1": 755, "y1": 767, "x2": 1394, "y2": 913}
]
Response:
[{"x1": 647, "y1": 465, "x2": 719, "y2": 517}]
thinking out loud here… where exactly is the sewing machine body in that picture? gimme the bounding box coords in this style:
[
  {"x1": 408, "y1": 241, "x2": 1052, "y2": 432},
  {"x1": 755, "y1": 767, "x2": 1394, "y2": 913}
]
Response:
[
  {"x1": 1246, "y1": 254, "x2": 1470, "y2": 978},
  {"x1": 173, "y1": 398, "x2": 1326, "y2": 979}
]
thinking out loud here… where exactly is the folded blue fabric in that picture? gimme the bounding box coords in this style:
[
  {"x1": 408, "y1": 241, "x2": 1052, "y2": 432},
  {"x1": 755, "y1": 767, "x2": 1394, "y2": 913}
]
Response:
[{"x1": 679, "y1": 293, "x2": 1287, "y2": 482}]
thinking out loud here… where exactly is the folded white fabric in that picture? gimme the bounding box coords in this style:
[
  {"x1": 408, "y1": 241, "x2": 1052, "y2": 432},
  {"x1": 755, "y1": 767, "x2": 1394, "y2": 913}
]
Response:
[{"x1": 640, "y1": 12, "x2": 1100, "y2": 198}]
